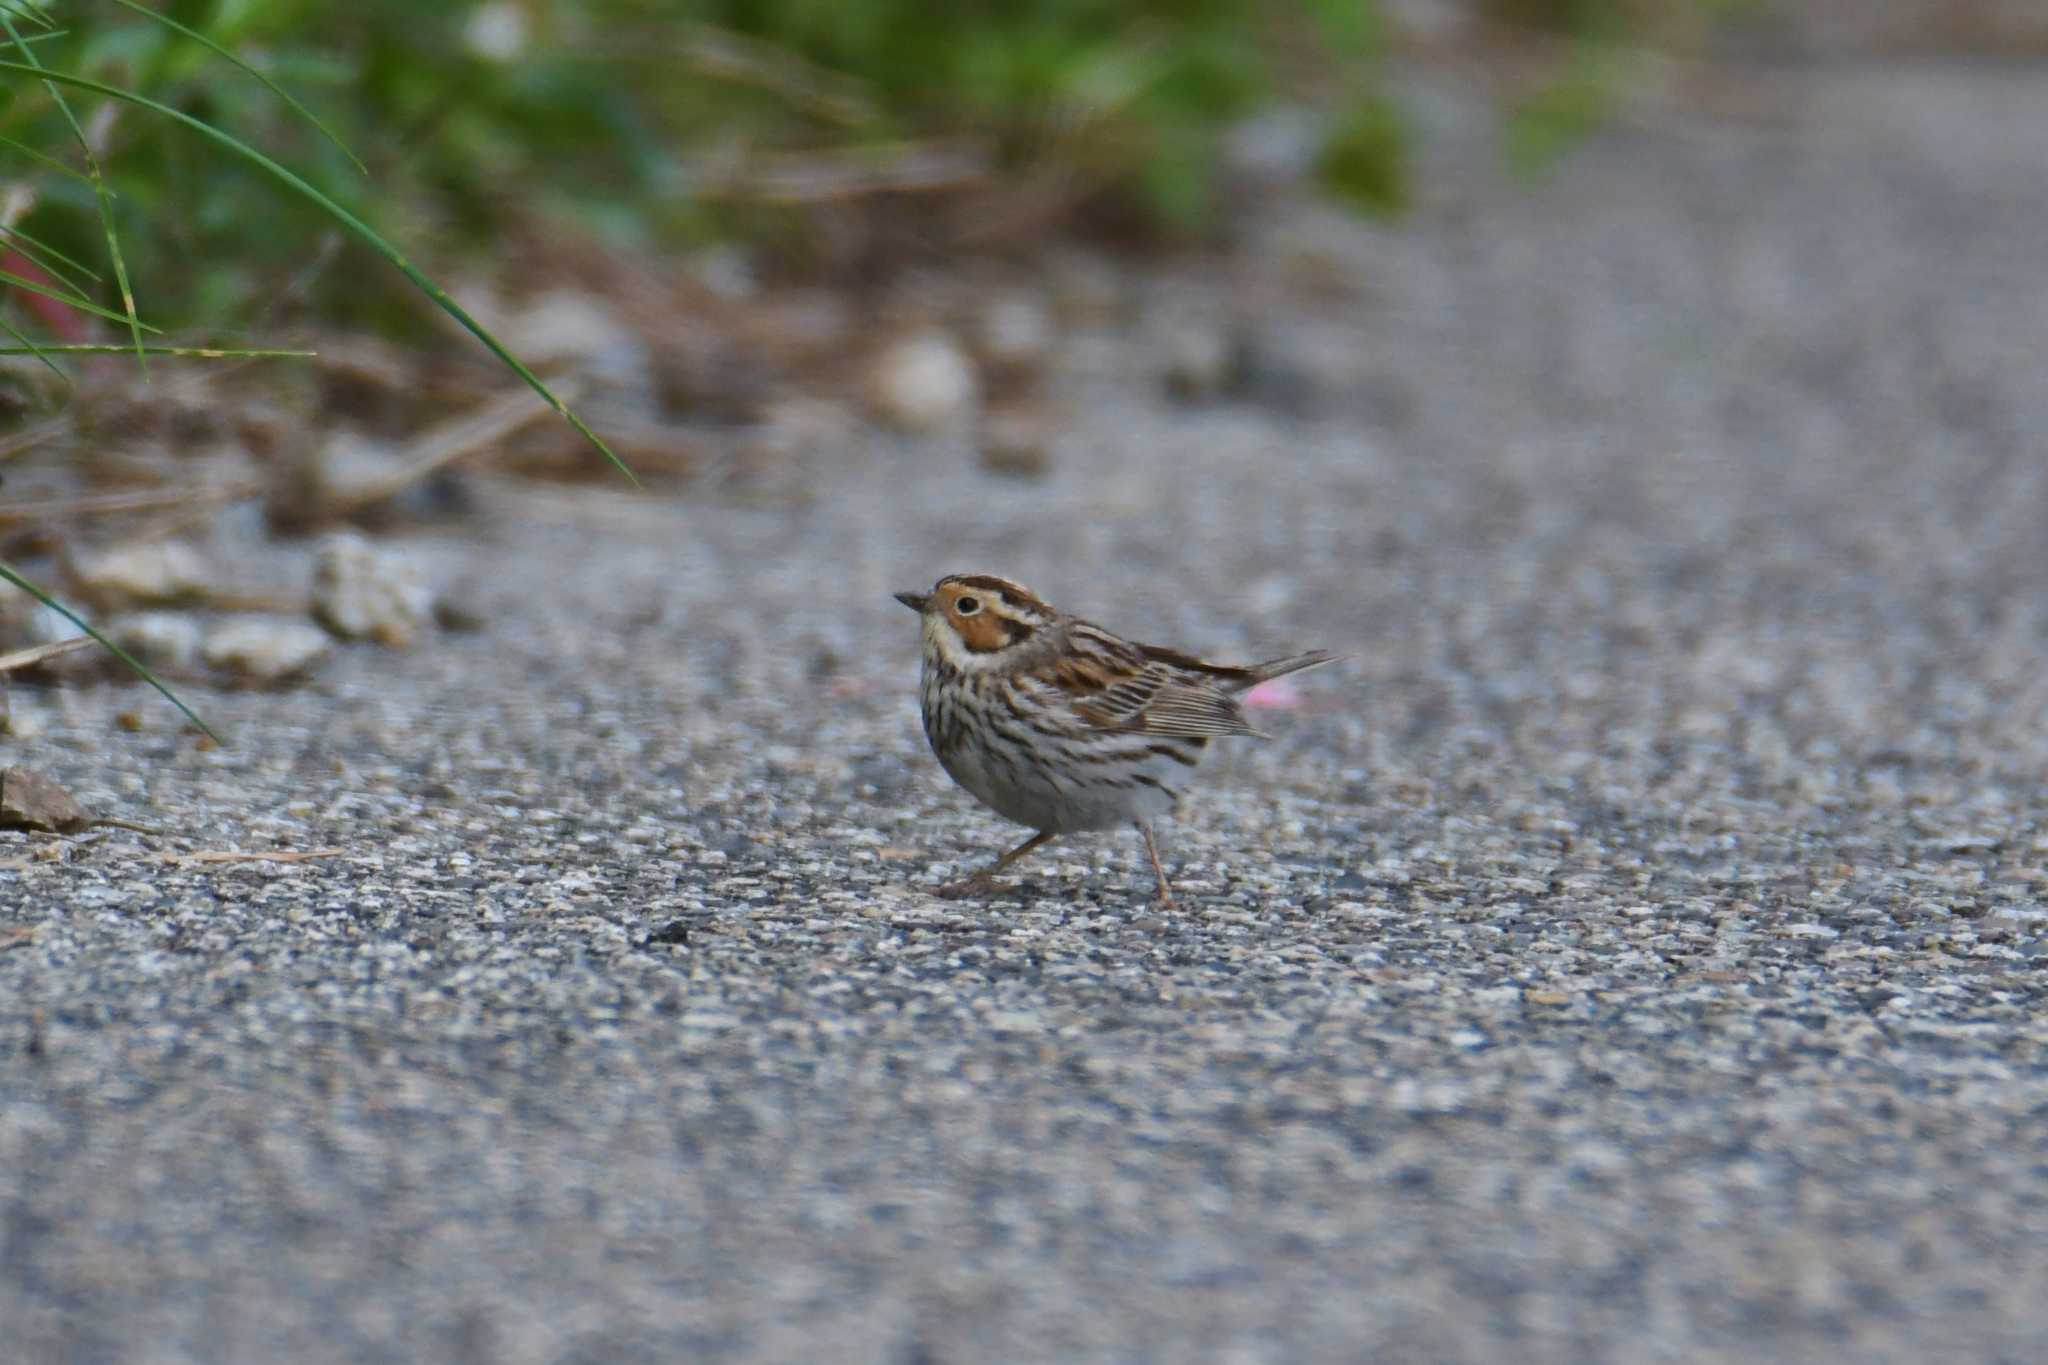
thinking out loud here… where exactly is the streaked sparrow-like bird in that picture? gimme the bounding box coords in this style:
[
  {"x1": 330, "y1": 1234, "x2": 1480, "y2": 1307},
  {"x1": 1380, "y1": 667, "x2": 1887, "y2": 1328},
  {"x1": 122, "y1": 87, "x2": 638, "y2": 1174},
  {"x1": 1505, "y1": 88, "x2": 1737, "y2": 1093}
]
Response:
[{"x1": 896, "y1": 573, "x2": 1335, "y2": 904}]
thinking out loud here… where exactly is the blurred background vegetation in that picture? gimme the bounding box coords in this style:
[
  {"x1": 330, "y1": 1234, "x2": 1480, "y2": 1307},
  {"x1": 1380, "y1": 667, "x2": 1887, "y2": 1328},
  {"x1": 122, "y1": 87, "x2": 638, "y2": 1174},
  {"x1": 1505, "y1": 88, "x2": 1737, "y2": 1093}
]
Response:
[
  {"x1": 0, "y1": 0, "x2": 1761, "y2": 347},
  {"x1": 6, "y1": 0, "x2": 2027, "y2": 724}
]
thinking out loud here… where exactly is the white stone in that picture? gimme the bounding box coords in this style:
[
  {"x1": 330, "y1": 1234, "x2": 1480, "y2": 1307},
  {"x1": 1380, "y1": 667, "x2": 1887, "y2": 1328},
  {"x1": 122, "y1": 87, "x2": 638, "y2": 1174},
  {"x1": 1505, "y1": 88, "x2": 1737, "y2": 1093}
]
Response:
[
  {"x1": 107, "y1": 611, "x2": 203, "y2": 669},
  {"x1": 74, "y1": 541, "x2": 209, "y2": 605},
  {"x1": 202, "y1": 618, "x2": 331, "y2": 683},
  {"x1": 868, "y1": 330, "x2": 979, "y2": 432},
  {"x1": 312, "y1": 531, "x2": 434, "y2": 647}
]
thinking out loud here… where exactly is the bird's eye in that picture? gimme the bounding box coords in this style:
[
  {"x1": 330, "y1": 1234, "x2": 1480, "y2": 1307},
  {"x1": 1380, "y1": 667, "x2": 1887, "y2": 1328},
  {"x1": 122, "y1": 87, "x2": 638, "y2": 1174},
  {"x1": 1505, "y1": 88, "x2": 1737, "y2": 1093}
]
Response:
[{"x1": 954, "y1": 596, "x2": 981, "y2": 616}]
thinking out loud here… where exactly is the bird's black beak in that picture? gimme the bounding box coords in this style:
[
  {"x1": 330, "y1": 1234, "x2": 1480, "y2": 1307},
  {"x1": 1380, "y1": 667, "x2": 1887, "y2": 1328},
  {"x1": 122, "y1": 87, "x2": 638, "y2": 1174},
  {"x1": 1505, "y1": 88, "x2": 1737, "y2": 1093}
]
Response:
[{"x1": 894, "y1": 591, "x2": 929, "y2": 612}]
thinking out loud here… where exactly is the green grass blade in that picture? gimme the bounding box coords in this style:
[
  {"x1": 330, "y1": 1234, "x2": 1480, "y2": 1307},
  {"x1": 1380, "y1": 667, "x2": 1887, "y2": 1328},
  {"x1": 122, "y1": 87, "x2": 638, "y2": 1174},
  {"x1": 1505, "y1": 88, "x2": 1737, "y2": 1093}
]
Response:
[
  {"x1": 0, "y1": 343, "x2": 313, "y2": 357},
  {"x1": 106, "y1": 0, "x2": 366, "y2": 176},
  {"x1": 0, "y1": 221, "x2": 105, "y2": 295},
  {"x1": 0, "y1": 2, "x2": 53, "y2": 31},
  {"x1": 0, "y1": 12, "x2": 150, "y2": 371},
  {"x1": 0, "y1": 62, "x2": 638, "y2": 486},
  {"x1": 0, "y1": 131, "x2": 95, "y2": 183},
  {"x1": 0, "y1": 266, "x2": 162, "y2": 328},
  {"x1": 0, "y1": 558, "x2": 222, "y2": 744},
  {"x1": 89, "y1": 177, "x2": 148, "y2": 372},
  {"x1": 0, "y1": 311, "x2": 72, "y2": 385}
]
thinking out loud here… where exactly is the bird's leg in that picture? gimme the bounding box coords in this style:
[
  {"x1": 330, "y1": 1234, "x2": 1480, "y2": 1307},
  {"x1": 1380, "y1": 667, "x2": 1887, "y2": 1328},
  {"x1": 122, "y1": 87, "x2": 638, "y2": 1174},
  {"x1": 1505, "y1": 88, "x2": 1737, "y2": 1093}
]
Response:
[
  {"x1": 1136, "y1": 820, "x2": 1176, "y2": 907},
  {"x1": 936, "y1": 830, "x2": 1056, "y2": 899}
]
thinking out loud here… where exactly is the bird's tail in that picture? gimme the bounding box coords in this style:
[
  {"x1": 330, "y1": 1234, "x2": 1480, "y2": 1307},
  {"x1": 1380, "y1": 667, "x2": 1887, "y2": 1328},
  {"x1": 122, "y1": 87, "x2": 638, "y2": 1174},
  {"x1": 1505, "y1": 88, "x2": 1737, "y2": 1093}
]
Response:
[{"x1": 1237, "y1": 649, "x2": 1341, "y2": 688}]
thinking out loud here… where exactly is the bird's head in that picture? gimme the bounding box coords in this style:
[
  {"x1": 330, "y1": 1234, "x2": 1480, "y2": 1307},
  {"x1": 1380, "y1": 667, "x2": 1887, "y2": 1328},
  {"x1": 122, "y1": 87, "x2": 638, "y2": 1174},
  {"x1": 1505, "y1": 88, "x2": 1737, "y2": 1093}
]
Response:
[{"x1": 895, "y1": 573, "x2": 1058, "y2": 669}]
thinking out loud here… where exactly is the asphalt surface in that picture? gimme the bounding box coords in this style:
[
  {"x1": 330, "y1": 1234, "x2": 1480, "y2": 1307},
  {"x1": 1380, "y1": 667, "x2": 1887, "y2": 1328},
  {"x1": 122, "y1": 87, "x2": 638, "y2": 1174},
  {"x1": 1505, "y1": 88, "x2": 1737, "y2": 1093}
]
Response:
[{"x1": 6, "y1": 61, "x2": 2048, "y2": 1364}]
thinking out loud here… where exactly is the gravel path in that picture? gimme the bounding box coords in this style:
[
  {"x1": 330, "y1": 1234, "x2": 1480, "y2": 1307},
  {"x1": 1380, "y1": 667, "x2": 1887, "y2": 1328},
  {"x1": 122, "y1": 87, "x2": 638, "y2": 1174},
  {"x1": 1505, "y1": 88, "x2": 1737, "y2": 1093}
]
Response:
[{"x1": 6, "y1": 61, "x2": 2048, "y2": 1364}]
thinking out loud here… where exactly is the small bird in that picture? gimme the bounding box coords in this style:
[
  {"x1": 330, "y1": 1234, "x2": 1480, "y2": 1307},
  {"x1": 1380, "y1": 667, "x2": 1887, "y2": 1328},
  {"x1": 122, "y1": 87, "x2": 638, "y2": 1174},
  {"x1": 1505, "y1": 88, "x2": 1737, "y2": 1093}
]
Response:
[{"x1": 895, "y1": 573, "x2": 1336, "y2": 904}]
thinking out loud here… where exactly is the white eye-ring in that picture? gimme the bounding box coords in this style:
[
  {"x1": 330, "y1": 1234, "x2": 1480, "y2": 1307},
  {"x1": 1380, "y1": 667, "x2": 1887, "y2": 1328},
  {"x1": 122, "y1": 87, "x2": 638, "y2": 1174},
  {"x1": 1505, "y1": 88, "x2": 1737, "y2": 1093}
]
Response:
[{"x1": 954, "y1": 596, "x2": 982, "y2": 616}]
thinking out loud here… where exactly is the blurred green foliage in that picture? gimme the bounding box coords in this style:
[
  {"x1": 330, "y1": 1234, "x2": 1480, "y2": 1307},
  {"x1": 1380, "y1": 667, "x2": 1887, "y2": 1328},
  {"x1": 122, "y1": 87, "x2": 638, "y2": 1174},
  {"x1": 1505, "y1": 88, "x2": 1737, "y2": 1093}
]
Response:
[
  {"x1": 1316, "y1": 90, "x2": 1408, "y2": 215},
  {"x1": 1494, "y1": 0, "x2": 1757, "y2": 176},
  {"x1": 0, "y1": 0, "x2": 1754, "y2": 336},
  {"x1": 0, "y1": 0, "x2": 1407, "y2": 333}
]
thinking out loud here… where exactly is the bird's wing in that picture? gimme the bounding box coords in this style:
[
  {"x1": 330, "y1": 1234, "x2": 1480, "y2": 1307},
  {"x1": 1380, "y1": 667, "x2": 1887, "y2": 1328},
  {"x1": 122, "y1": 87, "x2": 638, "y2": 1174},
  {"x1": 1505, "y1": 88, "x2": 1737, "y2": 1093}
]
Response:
[{"x1": 1051, "y1": 636, "x2": 1260, "y2": 739}]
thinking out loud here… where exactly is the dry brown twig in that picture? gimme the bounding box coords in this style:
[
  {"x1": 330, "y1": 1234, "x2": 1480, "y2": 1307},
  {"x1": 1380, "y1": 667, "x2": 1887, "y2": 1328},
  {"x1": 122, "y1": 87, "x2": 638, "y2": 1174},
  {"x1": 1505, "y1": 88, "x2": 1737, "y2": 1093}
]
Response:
[
  {"x1": 676, "y1": 24, "x2": 876, "y2": 127},
  {"x1": 0, "y1": 636, "x2": 95, "y2": 674},
  {"x1": 0, "y1": 414, "x2": 70, "y2": 467},
  {"x1": 691, "y1": 140, "x2": 992, "y2": 204},
  {"x1": 162, "y1": 847, "x2": 345, "y2": 866},
  {"x1": 0, "y1": 481, "x2": 264, "y2": 528},
  {"x1": 319, "y1": 379, "x2": 588, "y2": 519}
]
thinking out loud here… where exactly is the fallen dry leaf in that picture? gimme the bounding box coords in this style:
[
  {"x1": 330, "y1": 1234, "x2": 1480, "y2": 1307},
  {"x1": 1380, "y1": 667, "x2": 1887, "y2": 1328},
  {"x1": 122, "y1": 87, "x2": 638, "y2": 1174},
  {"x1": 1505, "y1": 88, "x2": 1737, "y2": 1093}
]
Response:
[{"x1": 0, "y1": 767, "x2": 89, "y2": 833}]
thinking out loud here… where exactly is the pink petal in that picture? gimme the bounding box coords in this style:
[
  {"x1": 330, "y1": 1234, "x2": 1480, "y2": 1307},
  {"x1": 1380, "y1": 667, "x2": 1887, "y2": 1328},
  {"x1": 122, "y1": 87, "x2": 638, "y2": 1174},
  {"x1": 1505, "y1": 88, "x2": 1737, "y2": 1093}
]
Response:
[{"x1": 1243, "y1": 678, "x2": 1306, "y2": 710}]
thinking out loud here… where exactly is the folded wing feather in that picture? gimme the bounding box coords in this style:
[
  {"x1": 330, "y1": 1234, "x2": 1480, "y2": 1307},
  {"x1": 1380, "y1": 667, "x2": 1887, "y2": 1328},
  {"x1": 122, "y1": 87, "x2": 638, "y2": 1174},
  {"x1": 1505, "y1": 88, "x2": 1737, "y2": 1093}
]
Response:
[{"x1": 1070, "y1": 663, "x2": 1259, "y2": 739}]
